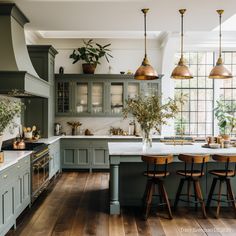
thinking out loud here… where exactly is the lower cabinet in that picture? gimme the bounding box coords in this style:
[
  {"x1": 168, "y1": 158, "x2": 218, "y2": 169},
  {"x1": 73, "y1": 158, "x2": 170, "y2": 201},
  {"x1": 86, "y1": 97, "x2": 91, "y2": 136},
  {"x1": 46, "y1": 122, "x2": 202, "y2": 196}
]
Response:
[
  {"x1": 49, "y1": 140, "x2": 61, "y2": 179},
  {"x1": 61, "y1": 139, "x2": 109, "y2": 171},
  {"x1": 0, "y1": 154, "x2": 31, "y2": 236}
]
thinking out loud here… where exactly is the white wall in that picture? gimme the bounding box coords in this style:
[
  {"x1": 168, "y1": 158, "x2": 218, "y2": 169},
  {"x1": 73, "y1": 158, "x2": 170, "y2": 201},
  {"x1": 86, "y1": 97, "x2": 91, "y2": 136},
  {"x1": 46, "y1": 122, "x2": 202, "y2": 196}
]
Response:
[{"x1": 37, "y1": 38, "x2": 161, "y2": 75}]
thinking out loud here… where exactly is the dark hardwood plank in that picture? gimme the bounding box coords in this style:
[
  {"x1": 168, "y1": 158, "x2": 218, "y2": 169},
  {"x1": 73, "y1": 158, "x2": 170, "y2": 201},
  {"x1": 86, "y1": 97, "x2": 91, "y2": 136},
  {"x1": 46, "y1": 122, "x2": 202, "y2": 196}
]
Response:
[{"x1": 6, "y1": 172, "x2": 236, "y2": 236}]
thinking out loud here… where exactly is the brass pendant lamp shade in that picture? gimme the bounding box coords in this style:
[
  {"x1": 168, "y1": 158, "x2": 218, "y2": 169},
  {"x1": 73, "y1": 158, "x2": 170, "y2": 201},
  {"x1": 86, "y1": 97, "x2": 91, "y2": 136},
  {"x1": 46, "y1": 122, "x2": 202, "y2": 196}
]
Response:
[
  {"x1": 171, "y1": 9, "x2": 193, "y2": 79},
  {"x1": 134, "y1": 9, "x2": 158, "y2": 80},
  {"x1": 209, "y1": 10, "x2": 232, "y2": 79}
]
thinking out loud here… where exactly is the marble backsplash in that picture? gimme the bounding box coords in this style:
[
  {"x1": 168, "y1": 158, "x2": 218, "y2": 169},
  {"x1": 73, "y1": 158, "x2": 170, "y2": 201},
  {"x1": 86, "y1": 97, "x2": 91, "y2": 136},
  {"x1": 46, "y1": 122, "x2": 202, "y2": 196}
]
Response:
[
  {"x1": 55, "y1": 117, "x2": 134, "y2": 135},
  {"x1": 55, "y1": 117, "x2": 160, "y2": 136}
]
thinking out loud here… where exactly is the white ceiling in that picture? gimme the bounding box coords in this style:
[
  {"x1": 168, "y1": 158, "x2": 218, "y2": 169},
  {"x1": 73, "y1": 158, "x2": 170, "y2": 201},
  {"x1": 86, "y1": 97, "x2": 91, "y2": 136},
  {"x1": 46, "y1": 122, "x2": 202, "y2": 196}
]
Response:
[{"x1": 6, "y1": 0, "x2": 236, "y2": 39}]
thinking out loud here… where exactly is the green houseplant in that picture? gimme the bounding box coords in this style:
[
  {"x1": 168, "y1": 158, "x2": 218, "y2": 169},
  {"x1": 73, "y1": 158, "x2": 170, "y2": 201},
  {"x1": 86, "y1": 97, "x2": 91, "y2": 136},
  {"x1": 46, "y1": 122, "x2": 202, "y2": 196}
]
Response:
[
  {"x1": 123, "y1": 94, "x2": 186, "y2": 151},
  {"x1": 0, "y1": 96, "x2": 23, "y2": 150},
  {"x1": 214, "y1": 99, "x2": 236, "y2": 138},
  {"x1": 69, "y1": 39, "x2": 113, "y2": 74}
]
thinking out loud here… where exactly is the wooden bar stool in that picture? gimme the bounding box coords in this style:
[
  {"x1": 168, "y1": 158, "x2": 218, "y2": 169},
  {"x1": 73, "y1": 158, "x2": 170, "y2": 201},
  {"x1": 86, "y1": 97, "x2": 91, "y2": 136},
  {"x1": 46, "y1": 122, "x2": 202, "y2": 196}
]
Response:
[
  {"x1": 206, "y1": 154, "x2": 236, "y2": 218},
  {"x1": 142, "y1": 154, "x2": 173, "y2": 220},
  {"x1": 174, "y1": 154, "x2": 210, "y2": 218}
]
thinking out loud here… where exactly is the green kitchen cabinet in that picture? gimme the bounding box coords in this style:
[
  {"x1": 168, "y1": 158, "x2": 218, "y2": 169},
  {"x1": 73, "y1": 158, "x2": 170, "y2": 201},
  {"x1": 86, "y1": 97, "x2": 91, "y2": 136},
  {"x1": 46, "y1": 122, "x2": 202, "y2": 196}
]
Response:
[
  {"x1": 55, "y1": 74, "x2": 162, "y2": 117},
  {"x1": 14, "y1": 155, "x2": 31, "y2": 218},
  {"x1": 56, "y1": 80, "x2": 74, "y2": 116},
  {"x1": 49, "y1": 140, "x2": 61, "y2": 179},
  {"x1": 60, "y1": 138, "x2": 151, "y2": 171},
  {"x1": 61, "y1": 139, "x2": 108, "y2": 171},
  {"x1": 0, "y1": 154, "x2": 31, "y2": 236},
  {"x1": 26, "y1": 45, "x2": 58, "y2": 137},
  {"x1": 91, "y1": 148, "x2": 109, "y2": 169}
]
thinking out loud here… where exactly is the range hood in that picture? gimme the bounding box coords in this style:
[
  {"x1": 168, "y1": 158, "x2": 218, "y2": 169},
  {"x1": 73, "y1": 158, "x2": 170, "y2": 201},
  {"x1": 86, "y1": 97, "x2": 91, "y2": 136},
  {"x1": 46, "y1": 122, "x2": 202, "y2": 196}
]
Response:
[{"x1": 0, "y1": 3, "x2": 49, "y2": 97}]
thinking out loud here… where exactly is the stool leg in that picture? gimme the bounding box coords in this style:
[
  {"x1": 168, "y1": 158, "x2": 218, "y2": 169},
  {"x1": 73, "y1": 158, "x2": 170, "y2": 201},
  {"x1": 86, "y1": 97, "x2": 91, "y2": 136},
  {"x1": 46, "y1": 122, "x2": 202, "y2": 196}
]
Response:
[
  {"x1": 142, "y1": 179, "x2": 151, "y2": 206},
  {"x1": 144, "y1": 181, "x2": 154, "y2": 220},
  {"x1": 193, "y1": 180, "x2": 198, "y2": 211},
  {"x1": 194, "y1": 179, "x2": 207, "y2": 219},
  {"x1": 174, "y1": 178, "x2": 185, "y2": 211},
  {"x1": 206, "y1": 177, "x2": 217, "y2": 208},
  {"x1": 216, "y1": 179, "x2": 222, "y2": 218},
  {"x1": 159, "y1": 179, "x2": 173, "y2": 219},
  {"x1": 187, "y1": 178, "x2": 191, "y2": 209},
  {"x1": 226, "y1": 178, "x2": 236, "y2": 217}
]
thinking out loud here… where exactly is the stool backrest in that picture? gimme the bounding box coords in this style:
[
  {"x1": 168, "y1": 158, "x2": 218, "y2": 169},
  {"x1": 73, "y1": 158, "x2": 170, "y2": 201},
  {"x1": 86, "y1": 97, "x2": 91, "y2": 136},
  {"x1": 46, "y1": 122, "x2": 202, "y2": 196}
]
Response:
[
  {"x1": 178, "y1": 154, "x2": 210, "y2": 177},
  {"x1": 142, "y1": 155, "x2": 173, "y2": 178},
  {"x1": 212, "y1": 154, "x2": 236, "y2": 177}
]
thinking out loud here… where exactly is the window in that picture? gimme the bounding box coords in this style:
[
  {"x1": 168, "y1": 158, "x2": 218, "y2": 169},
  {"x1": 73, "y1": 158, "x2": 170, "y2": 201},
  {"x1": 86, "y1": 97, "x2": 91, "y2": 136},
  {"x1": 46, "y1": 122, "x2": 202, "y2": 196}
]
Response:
[
  {"x1": 219, "y1": 52, "x2": 236, "y2": 136},
  {"x1": 174, "y1": 52, "x2": 215, "y2": 137}
]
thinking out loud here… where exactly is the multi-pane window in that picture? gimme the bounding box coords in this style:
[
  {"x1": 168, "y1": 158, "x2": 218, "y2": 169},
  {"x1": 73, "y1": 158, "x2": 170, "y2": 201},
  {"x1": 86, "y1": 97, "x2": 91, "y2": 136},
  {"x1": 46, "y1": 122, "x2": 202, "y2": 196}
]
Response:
[
  {"x1": 219, "y1": 52, "x2": 236, "y2": 136},
  {"x1": 174, "y1": 52, "x2": 215, "y2": 137}
]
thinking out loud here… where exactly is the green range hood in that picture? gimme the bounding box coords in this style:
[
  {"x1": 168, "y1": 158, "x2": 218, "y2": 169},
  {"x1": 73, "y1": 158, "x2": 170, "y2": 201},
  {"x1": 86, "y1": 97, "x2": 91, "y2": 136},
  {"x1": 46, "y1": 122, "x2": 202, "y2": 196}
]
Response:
[{"x1": 0, "y1": 3, "x2": 49, "y2": 98}]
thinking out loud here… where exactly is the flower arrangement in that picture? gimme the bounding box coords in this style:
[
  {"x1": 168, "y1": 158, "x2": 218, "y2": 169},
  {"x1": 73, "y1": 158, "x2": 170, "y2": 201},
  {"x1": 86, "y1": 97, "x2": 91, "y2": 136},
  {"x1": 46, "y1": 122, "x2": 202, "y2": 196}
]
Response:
[
  {"x1": 123, "y1": 93, "x2": 186, "y2": 149},
  {"x1": 67, "y1": 121, "x2": 82, "y2": 135},
  {"x1": 0, "y1": 96, "x2": 23, "y2": 134}
]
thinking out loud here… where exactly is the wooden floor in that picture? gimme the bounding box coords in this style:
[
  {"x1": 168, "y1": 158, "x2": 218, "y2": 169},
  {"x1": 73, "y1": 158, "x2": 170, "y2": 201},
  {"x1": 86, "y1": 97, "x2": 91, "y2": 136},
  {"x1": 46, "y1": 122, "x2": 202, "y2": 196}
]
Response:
[{"x1": 6, "y1": 172, "x2": 236, "y2": 236}]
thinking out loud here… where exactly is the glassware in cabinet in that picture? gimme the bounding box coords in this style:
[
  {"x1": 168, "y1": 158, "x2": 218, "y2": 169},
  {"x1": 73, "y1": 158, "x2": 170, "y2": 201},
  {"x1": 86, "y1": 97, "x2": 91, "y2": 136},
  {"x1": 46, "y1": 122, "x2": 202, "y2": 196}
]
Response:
[
  {"x1": 92, "y1": 83, "x2": 104, "y2": 114},
  {"x1": 76, "y1": 82, "x2": 88, "y2": 113},
  {"x1": 110, "y1": 83, "x2": 124, "y2": 114}
]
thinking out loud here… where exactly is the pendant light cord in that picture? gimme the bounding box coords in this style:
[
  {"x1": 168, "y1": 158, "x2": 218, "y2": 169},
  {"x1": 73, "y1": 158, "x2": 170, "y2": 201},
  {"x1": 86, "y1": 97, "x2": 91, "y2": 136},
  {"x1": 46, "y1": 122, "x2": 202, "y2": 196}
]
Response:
[
  {"x1": 144, "y1": 11, "x2": 147, "y2": 58},
  {"x1": 181, "y1": 12, "x2": 184, "y2": 59},
  {"x1": 219, "y1": 12, "x2": 222, "y2": 58}
]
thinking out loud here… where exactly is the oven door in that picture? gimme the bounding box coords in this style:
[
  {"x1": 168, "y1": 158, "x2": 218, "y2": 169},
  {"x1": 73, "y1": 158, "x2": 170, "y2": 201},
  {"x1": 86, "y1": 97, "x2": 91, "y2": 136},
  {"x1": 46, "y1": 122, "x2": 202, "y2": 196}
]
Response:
[{"x1": 31, "y1": 153, "x2": 50, "y2": 199}]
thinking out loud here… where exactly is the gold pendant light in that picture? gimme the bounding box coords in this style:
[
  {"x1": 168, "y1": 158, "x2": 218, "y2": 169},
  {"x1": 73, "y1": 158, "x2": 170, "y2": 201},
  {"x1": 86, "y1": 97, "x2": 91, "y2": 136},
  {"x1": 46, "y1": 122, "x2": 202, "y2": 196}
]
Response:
[
  {"x1": 171, "y1": 9, "x2": 193, "y2": 79},
  {"x1": 209, "y1": 10, "x2": 232, "y2": 79},
  {"x1": 134, "y1": 8, "x2": 158, "y2": 80}
]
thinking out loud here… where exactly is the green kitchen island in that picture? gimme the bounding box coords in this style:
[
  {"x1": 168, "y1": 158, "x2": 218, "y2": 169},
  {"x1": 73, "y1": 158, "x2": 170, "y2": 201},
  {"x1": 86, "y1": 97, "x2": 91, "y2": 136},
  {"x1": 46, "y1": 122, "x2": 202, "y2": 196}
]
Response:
[{"x1": 108, "y1": 142, "x2": 236, "y2": 215}]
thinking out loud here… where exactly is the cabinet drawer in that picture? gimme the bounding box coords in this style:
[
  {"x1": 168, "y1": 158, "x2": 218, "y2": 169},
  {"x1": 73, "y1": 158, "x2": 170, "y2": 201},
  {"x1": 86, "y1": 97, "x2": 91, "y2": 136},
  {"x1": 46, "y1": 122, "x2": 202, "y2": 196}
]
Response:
[
  {"x1": 0, "y1": 166, "x2": 15, "y2": 186},
  {"x1": 18, "y1": 155, "x2": 30, "y2": 170}
]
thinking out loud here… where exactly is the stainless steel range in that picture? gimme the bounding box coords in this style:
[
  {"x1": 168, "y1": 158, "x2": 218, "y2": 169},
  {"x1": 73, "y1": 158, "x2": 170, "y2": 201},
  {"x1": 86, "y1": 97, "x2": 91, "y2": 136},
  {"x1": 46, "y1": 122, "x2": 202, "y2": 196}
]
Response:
[{"x1": 2, "y1": 142, "x2": 50, "y2": 202}]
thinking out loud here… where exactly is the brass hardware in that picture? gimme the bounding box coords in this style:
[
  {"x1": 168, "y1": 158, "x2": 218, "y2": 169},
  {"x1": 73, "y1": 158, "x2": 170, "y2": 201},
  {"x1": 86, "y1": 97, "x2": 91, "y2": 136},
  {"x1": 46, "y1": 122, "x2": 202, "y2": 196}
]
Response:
[
  {"x1": 3, "y1": 174, "x2": 7, "y2": 179},
  {"x1": 134, "y1": 8, "x2": 158, "y2": 80},
  {"x1": 209, "y1": 10, "x2": 232, "y2": 79},
  {"x1": 171, "y1": 9, "x2": 193, "y2": 79}
]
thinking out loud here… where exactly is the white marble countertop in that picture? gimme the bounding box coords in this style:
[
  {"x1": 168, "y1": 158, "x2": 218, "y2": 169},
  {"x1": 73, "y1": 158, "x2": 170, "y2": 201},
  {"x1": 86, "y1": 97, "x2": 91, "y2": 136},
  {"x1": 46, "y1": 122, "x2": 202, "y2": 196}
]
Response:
[
  {"x1": 38, "y1": 136, "x2": 61, "y2": 144},
  {"x1": 0, "y1": 151, "x2": 32, "y2": 172},
  {"x1": 108, "y1": 142, "x2": 236, "y2": 156},
  {"x1": 38, "y1": 135, "x2": 162, "y2": 144}
]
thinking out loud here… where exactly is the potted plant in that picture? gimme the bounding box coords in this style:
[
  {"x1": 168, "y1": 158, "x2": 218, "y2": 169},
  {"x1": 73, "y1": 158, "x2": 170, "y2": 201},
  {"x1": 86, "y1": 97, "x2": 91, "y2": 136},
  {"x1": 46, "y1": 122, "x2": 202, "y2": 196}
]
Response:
[
  {"x1": 214, "y1": 99, "x2": 236, "y2": 139},
  {"x1": 69, "y1": 39, "x2": 113, "y2": 74},
  {"x1": 123, "y1": 93, "x2": 186, "y2": 151},
  {"x1": 0, "y1": 97, "x2": 23, "y2": 150}
]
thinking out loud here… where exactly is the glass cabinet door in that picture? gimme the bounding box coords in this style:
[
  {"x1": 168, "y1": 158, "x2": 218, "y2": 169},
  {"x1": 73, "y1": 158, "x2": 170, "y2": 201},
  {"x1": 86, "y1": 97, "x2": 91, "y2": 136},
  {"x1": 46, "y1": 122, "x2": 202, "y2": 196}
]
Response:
[
  {"x1": 127, "y1": 83, "x2": 139, "y2": 98},
  {"x1": 76, "y1": 82, "x2": 88, "y2": 113},
  {"x1": 142, "y1": 82, "x2": 159, "y2": 96},
  {"x1": 92, "y1": 82, "x2": 104, "y2": 114},
  {"x1": 110, "y1": 83, "x2": 124, "y2": 114},
  {"x1": 56, "y1": 81, "x2": 70, "y2": 113}
]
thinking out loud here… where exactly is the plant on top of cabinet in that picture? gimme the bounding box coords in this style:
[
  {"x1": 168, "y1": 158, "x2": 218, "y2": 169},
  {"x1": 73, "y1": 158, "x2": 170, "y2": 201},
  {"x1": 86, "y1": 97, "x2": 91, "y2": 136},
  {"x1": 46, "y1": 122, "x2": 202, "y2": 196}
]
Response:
[
  {"x1": 0, "y1": 96, "x2": 23, "y2": 149},
  {"x1": 69, "y1": 39, "x2": 113, "y2": 74},
  {"x1": 214, "y1": 98, "x2": 236, "y2": 139},
  {"x1": 123, "y1": 93, "x2": 187, "y2": 151}
]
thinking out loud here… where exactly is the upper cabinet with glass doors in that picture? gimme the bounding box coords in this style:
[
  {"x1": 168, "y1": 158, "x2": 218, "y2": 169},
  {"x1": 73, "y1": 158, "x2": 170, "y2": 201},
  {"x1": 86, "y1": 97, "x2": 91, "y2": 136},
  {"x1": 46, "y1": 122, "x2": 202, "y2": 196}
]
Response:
[{"x1": 55, "y1": 74, "x2": 162, "y2": 117}]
